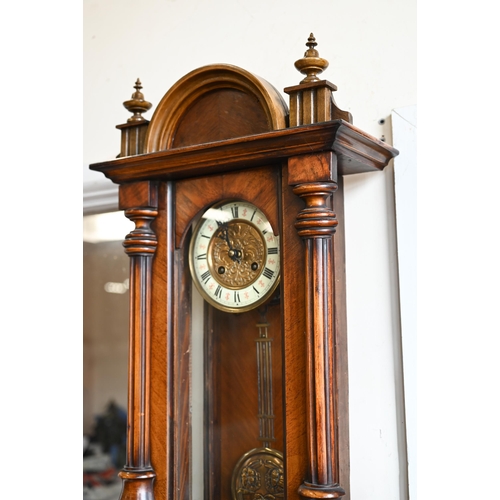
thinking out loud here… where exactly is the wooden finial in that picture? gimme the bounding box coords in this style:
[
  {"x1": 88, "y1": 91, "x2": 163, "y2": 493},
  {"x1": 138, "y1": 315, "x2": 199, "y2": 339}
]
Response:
[
  {"x1": 123, "y1": 79, "x2": 152, "y2": 123},
  {"x1": 294, "y1": 33, "x2": 329, "y2": 84}
]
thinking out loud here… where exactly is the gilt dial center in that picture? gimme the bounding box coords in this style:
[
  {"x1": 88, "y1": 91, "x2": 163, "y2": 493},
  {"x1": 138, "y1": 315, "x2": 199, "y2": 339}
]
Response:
[{"x1": 208, "y1": 220, "x2": 266, "y2": 289}]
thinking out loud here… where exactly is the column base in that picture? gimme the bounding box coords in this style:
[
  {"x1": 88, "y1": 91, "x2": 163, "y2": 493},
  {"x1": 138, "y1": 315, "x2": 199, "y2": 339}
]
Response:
[
  {"x1": 118, "y1": 468, "x2": 156, "y2": 500},
  {"x1": 298, "y1": 481, "x2": 345, "y2": 499}
]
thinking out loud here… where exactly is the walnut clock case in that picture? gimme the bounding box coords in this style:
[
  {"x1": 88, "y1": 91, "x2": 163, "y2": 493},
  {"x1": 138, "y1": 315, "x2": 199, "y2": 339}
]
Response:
[{"x1": 90, "y1": 35, "x2": 398, "y2": 500}]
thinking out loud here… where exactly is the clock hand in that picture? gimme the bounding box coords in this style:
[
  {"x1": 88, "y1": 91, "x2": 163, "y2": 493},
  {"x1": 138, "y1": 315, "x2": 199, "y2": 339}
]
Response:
[
  {"x1": 217, "y1": 224, "x2": 232, "y2": 249},
  {"x1": 217, "y1": 223, "x2": 242, "y2": 263}
]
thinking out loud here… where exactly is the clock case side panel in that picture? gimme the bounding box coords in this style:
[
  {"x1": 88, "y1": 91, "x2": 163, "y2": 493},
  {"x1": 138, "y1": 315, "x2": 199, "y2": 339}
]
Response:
[
  {"x1": 332, "y1": 176, "x2": 350, "y2": 500},
  {"x1": 280, "y1": 166, "x2": 350, "y2": 500},
  {"x1": 151, "y1": 182, "x2": 178, "y2": 500},
  {"x1": 147, "y1": 179, "x2": 206, "y2": 500},
  {"x1": 280, "y1": 166, "x2": 308, "y2": 500}
]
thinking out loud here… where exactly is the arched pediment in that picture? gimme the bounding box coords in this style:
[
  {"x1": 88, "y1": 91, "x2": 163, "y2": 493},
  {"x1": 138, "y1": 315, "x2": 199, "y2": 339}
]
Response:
[{"x1": 144, "y1": 64, "x2": 289, "y2": 153}]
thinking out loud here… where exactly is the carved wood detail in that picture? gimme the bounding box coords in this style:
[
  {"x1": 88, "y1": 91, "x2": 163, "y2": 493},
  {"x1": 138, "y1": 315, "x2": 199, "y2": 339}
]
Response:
[
  {"x1": 118, "y1": 182, "x2": 159, "y2": 500},
  {"x1": 284, "y1": 34, "x2": 352, "y2": 127},
  {"x1": 116, "y1": 79, "x2": 152, "y2": 157},
  {"x1": 291, "y1": 181, "x2": 345, "y2": 500},
  {"x1": 116, "y1": 120, "x2": 150, "y2": 157},
  {"x1": 284, "y1": 80, "x2": 352, "y2": 127}
]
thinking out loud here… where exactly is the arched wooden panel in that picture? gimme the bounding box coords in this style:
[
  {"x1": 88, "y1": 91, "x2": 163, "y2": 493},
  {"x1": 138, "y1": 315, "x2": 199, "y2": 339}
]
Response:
[{"x1": 144, "y1": 64, "x2": 289, "y2": 152}]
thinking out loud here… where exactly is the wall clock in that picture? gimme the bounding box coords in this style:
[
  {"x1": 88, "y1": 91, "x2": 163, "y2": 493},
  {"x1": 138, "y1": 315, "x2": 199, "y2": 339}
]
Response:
[{"x1": 90, "y1": 34, "x2": 398, "y2": 500}]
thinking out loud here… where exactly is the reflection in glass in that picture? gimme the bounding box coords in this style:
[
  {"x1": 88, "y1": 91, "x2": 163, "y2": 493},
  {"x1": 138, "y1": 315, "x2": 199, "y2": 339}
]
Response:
[{"x1": 83, "y1": 211, "x2": 132, "y2": 500}]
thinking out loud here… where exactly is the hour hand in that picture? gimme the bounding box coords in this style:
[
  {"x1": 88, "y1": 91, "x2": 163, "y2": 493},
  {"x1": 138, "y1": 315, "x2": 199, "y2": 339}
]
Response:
[
  {"x1": 217, "y1": 224, "x2": 231, "y2": 247},
  {"x1": 217, "y1": 224, "x2": 241, "y2": 263}
]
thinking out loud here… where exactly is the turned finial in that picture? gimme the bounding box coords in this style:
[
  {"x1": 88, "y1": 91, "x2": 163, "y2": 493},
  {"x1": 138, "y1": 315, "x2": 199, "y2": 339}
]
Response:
[
  {"x1": 123, "y1": 79, "x2": 152, "y2": 123},
  {"x1": 294, "y1": 33, "x2": 329, "y2": 84}
]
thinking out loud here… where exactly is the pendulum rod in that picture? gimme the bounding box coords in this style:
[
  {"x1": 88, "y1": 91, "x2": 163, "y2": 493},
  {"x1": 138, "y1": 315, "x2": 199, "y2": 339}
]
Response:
[
  {"x1": 231, "y1": 303, "x2": 284, "y2": 500},
  {"x1": 256, "y1": 307, "x2": 275, "y2": 448}
]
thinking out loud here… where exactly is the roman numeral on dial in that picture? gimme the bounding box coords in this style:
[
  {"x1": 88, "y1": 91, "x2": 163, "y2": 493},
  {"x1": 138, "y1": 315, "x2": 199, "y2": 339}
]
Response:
[{"x1": 262, "y1": 267, "x2": 274, "y2": 280}]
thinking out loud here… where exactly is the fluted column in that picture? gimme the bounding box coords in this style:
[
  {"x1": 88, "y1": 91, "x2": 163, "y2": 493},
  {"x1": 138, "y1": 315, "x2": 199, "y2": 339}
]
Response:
[
  {"x1": 119, "y1": 201, "x2": 158, "y2": 500},
  {"x1": 293, "y1": 181, "x2": 345, "y2": 500}
]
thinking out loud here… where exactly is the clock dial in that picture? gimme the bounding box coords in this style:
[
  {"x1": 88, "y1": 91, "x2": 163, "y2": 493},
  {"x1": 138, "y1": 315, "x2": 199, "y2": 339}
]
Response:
[{"x1": 189, "y1": 200, "x2": 280, "y2": 313}]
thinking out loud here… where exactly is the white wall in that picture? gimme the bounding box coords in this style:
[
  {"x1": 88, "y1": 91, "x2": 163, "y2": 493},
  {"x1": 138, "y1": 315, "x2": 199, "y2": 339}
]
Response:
[{"x1": 84, "y1": 1, "x2": 416, "y2": 498}]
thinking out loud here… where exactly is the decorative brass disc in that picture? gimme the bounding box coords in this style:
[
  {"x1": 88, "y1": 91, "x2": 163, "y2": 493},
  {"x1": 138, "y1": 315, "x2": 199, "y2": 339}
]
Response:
[{"x1": 231, "y1": 447, "x2": 284, "y2": 500}]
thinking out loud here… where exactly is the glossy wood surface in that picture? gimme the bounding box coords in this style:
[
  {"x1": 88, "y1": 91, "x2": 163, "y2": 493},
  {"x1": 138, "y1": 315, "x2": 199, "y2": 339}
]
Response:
[
  {"x1": 330, "y1": 176, "x2": 350, "y2": 498},
  {"x1": 116, "y1": 79, "x2": 152, "y2": 157},
  {"x1": 117, "y1": 181, "x2": 159, "y2": 500},
  {"x1": 90, "y1": 120, "x2": 397, "y2": 184},
  {"x1": 279, "y1": 167, "x2": 309, "y2": 500},
  {"x1": 174, "y1": 167, "x2": 281, "y2": 249},
  {"x1": 172, "y1": 89, "x2": 272, "y2": 148},
  {"x1": 292, "y1": 180, "x2": 344, "y2": 499},
  {"x1": 148, "y1": 181, "x2": 173, "y2": 500},
  {"x1": 144, "y1": 64, "x2": 288, "y2": 152}
]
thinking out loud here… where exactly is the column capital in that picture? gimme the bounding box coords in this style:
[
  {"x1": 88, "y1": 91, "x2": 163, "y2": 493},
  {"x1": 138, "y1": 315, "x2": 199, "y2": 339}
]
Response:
[
  {"x1": 123, "y1": 208, "x2": 158, "y2": 256},
  {"x1": 293, "y1": 182, "x2": 338, "y2": 239}
]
